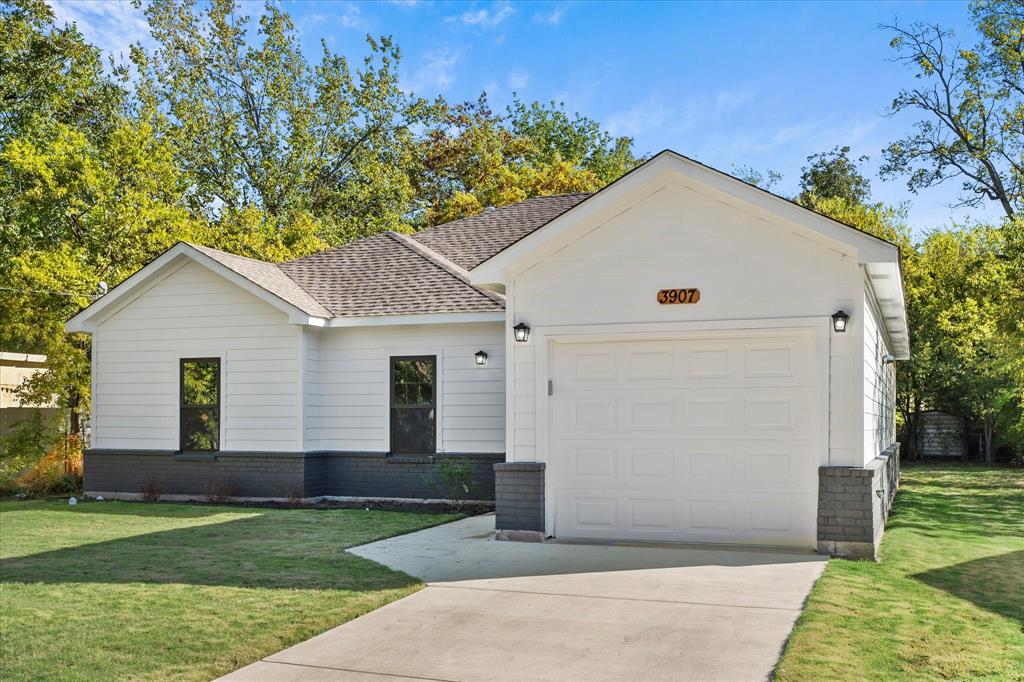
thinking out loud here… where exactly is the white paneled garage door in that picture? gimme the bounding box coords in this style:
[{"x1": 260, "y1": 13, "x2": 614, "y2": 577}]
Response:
[{"x1": 549, "y1": 331, "x2": 821, "y2": 547}]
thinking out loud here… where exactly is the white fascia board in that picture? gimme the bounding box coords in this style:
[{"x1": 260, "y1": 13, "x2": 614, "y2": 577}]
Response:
[
  {"x1": 324, "y1": 311, "x2": 505, "y2": 328},
  {"x1": 865, "y1": 261, "x2": 911, "y2": 360},
  {"x1": 65, "y1": 243, "x2": 326, "y2": 333},
  {"x1": 469, "y1": 150, "x2": 901, "y2": 286}
]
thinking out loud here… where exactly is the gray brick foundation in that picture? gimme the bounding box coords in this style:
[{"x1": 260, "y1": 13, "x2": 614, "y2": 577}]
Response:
[
  {"x1": 494, "y1": 462, "x2": 545, "y2": 540},
  {"x1": 817, "y1": 443, "x2": 900, "y2": 559},
  {"x1": 320, "y1": 452, "x2": 503, "y2": 499},
  {"x1": 84, "y1": 450, "x2": 502, "y2": 500}
]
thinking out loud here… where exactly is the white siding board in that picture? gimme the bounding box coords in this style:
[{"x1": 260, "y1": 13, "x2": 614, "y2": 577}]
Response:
[
  {"x1": 312, "y1": 322, "x2": 505, "y2": 453},
  {"x1": 863, "y1": 285, "x2": 897, "y2": 463},
  {"x1": 93, "y1": 259, "x2": 302, "y2": 451}
]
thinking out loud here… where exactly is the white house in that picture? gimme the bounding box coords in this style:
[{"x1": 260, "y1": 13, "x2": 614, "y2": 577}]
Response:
[{"x1": 67, "y1": 151, "x2": 907, "y2": 558}]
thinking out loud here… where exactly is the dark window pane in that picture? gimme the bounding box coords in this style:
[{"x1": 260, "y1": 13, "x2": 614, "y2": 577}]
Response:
[
  {"x1": 391, "y1": 407, "x2": 434, "y2": 454},
  {"x1": 392, "y1": 358, "x2": 434, "y2": 407},
  {"x1": 183, "y1": 360, "x2": 219, "y2": 406},
  {"x1": 181, "y1": 407, "x2": 219, "y2": 451},
  {"x1": 390, "y1": 356, "x2": 435, "y2": 453},
  {"x1": 181, "y1": 358, "x2": 220, "y2": 451}
]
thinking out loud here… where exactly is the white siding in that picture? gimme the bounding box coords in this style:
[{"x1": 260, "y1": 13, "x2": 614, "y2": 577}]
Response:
[
  {"x1": 508, "y1": 182, "x2": 866, "y2": 466},
  {"x1": 312, "y1": 323, "x2": 505, "y2": 453},
  {"x1": 92, "y1": 260, "x2": 303, "y2": 451},
  {"x1": 863, "y1": 285, "x2": 896, "y2": 463}
]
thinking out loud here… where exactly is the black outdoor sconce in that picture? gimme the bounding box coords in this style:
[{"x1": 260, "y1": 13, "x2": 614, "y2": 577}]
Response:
[
  {"x1": 831, "y1": 310, "x2": 850, "y2": 333},
  {"x1": 475, "y1": 350, "x2": 488, "y2": 366},
  {"x1": 513, "y1": 322, "x2": 530, "y2": 343}
]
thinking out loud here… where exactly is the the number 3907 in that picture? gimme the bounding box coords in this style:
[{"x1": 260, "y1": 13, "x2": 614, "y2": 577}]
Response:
[{"x1": 657, "y1": 288, "x2": 700, "y2": 304}]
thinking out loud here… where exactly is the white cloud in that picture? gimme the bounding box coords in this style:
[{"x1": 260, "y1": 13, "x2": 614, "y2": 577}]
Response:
[
  {"x1": 337, "y1": 2, "x2": 364, "y2": 28},
  {"x1": 605, "y1": 96, "x2": 671, "y2": 137},
  {"x1": 507, "y1": 70, "x2": 528, "y2": 90},
  {"x1": 533, "y1": 7, "x2": 564, "y2": 25},
  {"x1": 48, "y1": 0, "x2": 150, "y2": 62},
  {"x1": 403, "y1": 47, "x2": 461, "y2": 94},
  {"x1": 454, "y1": 3, "x2": 514, "y2": 29}
]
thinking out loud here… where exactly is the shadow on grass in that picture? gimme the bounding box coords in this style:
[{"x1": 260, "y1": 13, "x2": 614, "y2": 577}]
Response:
[
  {"x1": 913, "y1": 550, "x2": 1024, "y2": 627},
  {"x1": 0, "y1": 512, "x2": 421, "y2": 591}
]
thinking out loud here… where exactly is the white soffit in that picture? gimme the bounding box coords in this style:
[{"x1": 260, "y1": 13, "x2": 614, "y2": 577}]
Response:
[{"x1": 865, "y1": 261, "x2": 911, "y2": 360}]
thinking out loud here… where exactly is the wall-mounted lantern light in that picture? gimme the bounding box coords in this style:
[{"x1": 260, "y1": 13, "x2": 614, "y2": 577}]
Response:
[
  {"x1": 831, "y1": 310, "x2": 849, "y2": 333},
  {"x1": 475, "y1": 350, "x2": 488, "y2": 366},
  {"x1": 513, "y1": 322, "x2": 530, "y2": 343}
]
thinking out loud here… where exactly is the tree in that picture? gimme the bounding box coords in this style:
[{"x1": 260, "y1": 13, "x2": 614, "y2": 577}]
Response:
[
  {"x1": 732, "y1": 165, "x2": 782, "y2": 190},
  {"x1": 881, "y1": 2, "x2": 1024, "y2": 219},
  {"x1": 137, "y1": 0, "x2": 430, "y2": 245},
  {"x1": 914, "y1": 226, "x2": 1014, "y2": 462},
  {"x1": 799, "y1": 146, "x2": 872, "y2": 205},
  {"x1": 414, "y1": 94, "x2": 642, "y2": 226}
]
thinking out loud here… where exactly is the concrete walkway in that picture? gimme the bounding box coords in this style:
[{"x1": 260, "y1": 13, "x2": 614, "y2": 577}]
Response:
[{"x1": 221, "y1": 514, "x2": 827, "y2": 682}]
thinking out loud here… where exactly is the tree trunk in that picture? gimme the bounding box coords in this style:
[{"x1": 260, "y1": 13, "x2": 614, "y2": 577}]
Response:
[
  {"x1": 68, "y1": 388, "x2": 81, "y2": 437},
  {"x1": 984, "y1": 416, "x2": 995, "y2": 464}
]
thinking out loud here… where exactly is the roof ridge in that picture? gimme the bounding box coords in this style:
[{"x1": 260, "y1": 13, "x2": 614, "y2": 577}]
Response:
[{"x1": 386, "y1": 231, "x2": 505, "y2": 307}]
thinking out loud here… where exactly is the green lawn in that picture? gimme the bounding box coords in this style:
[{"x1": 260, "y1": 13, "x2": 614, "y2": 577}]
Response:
[
  {"x1": 777, "y1": 465, "x2": 1024, "y2": 681},
  {"x1": 0, "y1": 500, "x2": 460, "y2": 681}
]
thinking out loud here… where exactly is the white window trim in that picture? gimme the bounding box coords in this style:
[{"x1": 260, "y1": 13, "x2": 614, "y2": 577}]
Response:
[
  {"x1": 384, "y1": 349, "x2": 444, "y2": 455},
  {"x1": 174, "y1": 352, "x2": 227, "y2": 453}
]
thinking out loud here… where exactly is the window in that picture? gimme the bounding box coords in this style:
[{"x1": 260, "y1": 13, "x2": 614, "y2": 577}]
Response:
[
  {"x1": 180, "y1": 358, "x2": 220, "y2": 452},
  {"x1": 390, "y1": 356, "x2": 436, "y2": 454}
]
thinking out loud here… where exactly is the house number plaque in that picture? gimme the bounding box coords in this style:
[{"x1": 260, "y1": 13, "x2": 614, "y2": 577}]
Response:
[{"x1": 657, "y1": 288, "x2": 700, "y2": 305}]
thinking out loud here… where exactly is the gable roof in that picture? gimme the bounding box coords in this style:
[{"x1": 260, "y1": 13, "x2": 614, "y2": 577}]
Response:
[
  {"x1": 411, "y1": 193, "x2": 591, "y2": 270},
  {"x1": 464, "y1": 150, "x2": 910, "y2": 359},
  {"x1": 67, "y1": 149, "x2": 910, "y2": 353},
  {"x1": 189, "y1": 243, "x2": 332, "y2": 318},
  {"x1": 279, "y1": 232, "x2": 503, "y2": 317}
]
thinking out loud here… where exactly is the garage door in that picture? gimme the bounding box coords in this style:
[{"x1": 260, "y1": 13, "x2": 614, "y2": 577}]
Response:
[{"x1": 550, "y1": 331, "x2": 821, "y2": 547}]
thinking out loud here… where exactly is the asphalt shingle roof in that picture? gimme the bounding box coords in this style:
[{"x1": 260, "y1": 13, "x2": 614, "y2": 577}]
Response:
[
  {"x1": 185, "y1": 193, "x2": 589, "y2": 319},
  {"x1": 278, "y1": 232, "x2": 504, "y2": 317},
  {"x1": 189, "y1": 243, "x2": 332, "y2": 318},
  {"x1": 411, "y1": 193, "x2": 592, "y2": 270}
]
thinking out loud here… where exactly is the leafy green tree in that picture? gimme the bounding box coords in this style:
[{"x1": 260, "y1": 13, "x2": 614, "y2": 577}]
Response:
[
  {"x1": 415, "y1": 94, "x2": 642, "y2": 225},
  {"x1": 914, "y1": 226, "x2": 1015, "y2": 462},
  {"x1": 136, "y1": 0, "x2": 430, "y2": 244},
  {"x1": 882, "y1": 2, "x2": 1024, "y2": 219},
  {"x1": 798, "y1": 146, "x2": 872, "y2": 205}
]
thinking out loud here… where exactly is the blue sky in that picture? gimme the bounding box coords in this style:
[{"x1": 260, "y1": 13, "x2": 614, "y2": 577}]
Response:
[{"x1": 50, "y1": 0, "x2": 995, "y2": 235}]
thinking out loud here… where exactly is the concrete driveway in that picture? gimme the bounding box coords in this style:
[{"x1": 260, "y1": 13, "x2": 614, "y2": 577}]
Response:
[{"x1": 221, "y1": 514, "x2": 827, "y2": 682}]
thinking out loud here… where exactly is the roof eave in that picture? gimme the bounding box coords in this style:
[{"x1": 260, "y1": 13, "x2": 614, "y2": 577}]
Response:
[{"x1": 65, "y1": 243, "x2": 326, "y2": 333}]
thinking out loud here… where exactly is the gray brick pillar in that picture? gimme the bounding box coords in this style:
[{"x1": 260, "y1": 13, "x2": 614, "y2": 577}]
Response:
[
  {"x1": 494, "y1": 462, "x2": 545, "y2": 541},
  {"x1": 817, "y1": 443, "x2": 900, "y2": 559}
]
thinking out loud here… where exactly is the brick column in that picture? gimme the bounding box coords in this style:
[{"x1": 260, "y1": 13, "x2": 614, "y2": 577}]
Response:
[
  {"x1": 494, "y1": 462, "x2": 545, "y2": 541},
  {"x1": 817, "y1": 443, "x2": 900, "y2": 559}
]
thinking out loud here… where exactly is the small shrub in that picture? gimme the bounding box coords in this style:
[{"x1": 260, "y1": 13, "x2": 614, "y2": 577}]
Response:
[
  {"x1": 0, "y1": 411, "x2": 61, "y2": 484},
  {"x1": 425, "y1": 457, "x2": 476, "y2": 509},
  {"x1": 204, "y1": 479, "x2": 239, "y2": 504},
  {"x1": 15, "y1": 434, "x2": 83, "y2": 496},
  {"x1": 141, "y1": 477, "x2": 162, "y2": 502}
]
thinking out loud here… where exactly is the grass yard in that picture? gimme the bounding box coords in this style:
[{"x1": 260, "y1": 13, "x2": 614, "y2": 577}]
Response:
[
  {"x1": 0, "y1": 500, "x2": 460, "y2": 681},
  {"x1": 777, "y1": 465, "x2": 1024, "y2": 681}
]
